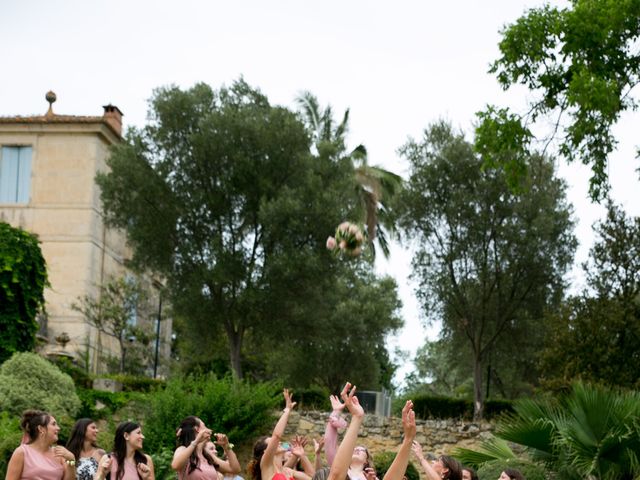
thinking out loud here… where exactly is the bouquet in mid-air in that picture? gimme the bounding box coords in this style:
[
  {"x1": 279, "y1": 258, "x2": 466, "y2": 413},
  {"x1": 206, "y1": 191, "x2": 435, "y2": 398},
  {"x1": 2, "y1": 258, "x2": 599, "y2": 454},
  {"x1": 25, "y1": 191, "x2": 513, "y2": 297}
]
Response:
[{"x1": 326, "y1": 221, "x2": 365, "y2": 257}]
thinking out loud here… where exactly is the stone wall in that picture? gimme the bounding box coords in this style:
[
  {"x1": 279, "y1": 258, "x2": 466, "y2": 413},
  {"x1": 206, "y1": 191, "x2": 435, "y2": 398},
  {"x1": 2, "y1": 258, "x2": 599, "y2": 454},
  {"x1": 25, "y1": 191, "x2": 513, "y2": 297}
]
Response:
[{"x1": 284, "y1": 410, "x2": 494, "y2": 456}]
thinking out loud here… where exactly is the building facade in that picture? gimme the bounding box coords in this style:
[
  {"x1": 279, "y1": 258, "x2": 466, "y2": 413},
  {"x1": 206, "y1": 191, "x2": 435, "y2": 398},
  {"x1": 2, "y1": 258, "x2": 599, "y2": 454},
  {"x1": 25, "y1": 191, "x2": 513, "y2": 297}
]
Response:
[{"x1": 0, "y1": 93, "x2": 171, "y2": 374}]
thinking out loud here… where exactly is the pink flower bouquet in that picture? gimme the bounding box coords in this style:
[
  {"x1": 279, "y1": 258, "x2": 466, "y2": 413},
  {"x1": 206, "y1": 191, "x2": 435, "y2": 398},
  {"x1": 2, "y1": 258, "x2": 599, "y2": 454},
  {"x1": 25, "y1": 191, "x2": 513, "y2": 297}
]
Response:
[{"x1": 326, "y1": 221, "x2": 365, "y2": 257}]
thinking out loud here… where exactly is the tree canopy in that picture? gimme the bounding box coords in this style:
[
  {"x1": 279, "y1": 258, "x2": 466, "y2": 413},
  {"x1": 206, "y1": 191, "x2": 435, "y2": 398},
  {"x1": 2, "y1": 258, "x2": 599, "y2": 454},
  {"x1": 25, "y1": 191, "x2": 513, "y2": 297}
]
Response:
[
  {"x1": 476, "y1": 0, "x2": 640, "y2": 201},
  {"x1": 97, "y1": 79, "x2": 402, "y2": 384},
  {"x1": 0, "y1": 222, "x2": 48, "y2": 363},
  {"x1": 396, "y1": 121, "x2": 576, "y2": 418}
]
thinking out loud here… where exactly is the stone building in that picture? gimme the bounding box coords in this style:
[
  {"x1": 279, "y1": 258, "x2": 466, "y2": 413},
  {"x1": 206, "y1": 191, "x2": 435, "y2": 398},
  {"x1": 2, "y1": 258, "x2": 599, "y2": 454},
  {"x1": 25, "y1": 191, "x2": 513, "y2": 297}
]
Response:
[{"x1": 0, "y1": 92, "x2": 171, "y2": 375}]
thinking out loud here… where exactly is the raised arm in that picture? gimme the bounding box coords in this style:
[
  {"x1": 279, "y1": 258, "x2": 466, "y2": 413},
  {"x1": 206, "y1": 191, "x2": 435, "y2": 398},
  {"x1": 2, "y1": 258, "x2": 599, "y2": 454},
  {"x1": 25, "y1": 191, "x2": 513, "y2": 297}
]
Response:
[
  {"x1": 291, "y1": 436, "x2": 315, "y2": 476},
  {"x1": 324, "y1": 394, "x2": 347, "y2": 466},
  {"x1": 410, "y1": 440, "x2": 440, "y2": 480},
  {"x1": 172, "y1": 426, "x2": 212, "y2": 471},
  {"x1": 313, "y1": 437, "x2": 325, "y2": 472},
  {"x1": 261, "y1": 389, "x2": 297, "y2": 473},
  {"x1": 327, "y1": 383, "x2": 365, "y2": 480},
  {"x1": 382, "y1": 401, "x2": 416, "y2": 480},
  {"x1": 213, "y1": 434, "x2": 242, "y2": 474}
]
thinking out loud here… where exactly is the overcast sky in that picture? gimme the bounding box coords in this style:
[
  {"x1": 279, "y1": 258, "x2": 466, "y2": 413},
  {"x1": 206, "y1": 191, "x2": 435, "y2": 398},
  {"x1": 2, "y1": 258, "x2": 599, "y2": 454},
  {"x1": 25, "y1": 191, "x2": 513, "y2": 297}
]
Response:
[{"x1": 1, "y1": 0, "x2": 638, "y2": 387}]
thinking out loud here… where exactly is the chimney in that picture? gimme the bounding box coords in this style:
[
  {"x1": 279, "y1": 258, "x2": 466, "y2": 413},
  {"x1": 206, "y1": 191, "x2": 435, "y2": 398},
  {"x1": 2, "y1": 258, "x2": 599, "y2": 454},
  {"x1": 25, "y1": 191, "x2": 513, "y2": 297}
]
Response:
[{"x1": 102, "y1": 104, "x2": 124, "y2": 136}]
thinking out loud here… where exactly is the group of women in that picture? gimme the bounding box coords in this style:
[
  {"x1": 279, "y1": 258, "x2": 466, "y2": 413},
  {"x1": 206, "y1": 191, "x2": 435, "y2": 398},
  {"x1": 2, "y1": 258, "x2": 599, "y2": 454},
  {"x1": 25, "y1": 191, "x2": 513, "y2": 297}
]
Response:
[{"x1": 4, "y1": 386, "x2": 525, "y2": 480}]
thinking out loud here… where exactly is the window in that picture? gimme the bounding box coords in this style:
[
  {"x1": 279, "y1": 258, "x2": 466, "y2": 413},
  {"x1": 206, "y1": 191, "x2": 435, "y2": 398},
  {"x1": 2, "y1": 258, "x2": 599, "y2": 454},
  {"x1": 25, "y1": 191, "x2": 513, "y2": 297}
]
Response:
[{"x1": 0, "y1": 146, "x2": 32, "y2": 203}]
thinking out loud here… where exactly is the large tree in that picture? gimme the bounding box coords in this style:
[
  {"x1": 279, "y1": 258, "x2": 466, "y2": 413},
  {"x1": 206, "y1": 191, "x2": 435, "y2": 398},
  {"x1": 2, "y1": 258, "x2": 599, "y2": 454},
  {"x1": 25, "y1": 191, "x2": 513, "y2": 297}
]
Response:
[
  {"x1": 540, "y1": 203, "x2": 640, "y2": 389},
  {"x1": 97, "y1": 80, "x2": 376, "y2": 378},
  {"x1": 396, "y1": 121, "x2": 575, "y2": 418},
  {"x1": 0, "y1": 222, "x2": 48, "y2": 363},
  {"x1": 476, "y1": 0, "x2": 640, "y2": 201}
]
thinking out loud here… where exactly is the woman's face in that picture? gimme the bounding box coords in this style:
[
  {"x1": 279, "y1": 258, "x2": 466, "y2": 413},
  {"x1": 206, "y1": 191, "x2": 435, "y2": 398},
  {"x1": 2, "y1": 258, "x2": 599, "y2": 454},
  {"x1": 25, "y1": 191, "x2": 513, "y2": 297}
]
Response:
[
  {"x1": 352, "y1": 445, "x2": 368, "y2": 464},
  {"x1": 204, "y1": 441, "x2": 216, "y2": 457},
  {"x1": 125, "y1": 427, "x2": 145, "y2": 451},
  {"x1": 85, "y1": 422, "x2": 99, "y2": 443},
  {"x1": 499, "y1": 473, "x2": 511, "y2": 480},
  {"x1": 431, "y1": 457, "x2": 448, "y2": 476},
  {"x1": 42, "y1": 416, "x2": 60, "y2": 443}
]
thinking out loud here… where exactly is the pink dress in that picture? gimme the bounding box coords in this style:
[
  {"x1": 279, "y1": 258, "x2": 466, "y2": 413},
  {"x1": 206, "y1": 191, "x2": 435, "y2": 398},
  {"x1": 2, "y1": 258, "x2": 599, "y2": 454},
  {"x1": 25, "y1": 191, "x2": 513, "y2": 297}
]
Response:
[
  {"x1": 178, "y1": 453, "x2": 218, "y2": 480},
  {"x1": 19, "y1": 444, "x2": 64, "y2": 480},
  {"x1": 110, "y1": 457, "x2": 143, "y2": 480}
]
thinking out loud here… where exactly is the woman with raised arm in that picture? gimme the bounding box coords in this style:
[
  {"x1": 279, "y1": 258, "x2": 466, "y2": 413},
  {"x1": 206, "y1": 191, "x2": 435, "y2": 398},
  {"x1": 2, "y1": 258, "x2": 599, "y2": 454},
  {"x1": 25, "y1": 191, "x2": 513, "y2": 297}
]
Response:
[
  {"x1": 249, "y1": 389, "x2": 308, "y2": 480},
  {"x1": 5, "y1": 409, "x2": 76, "y2": 480},
  {"x1": 322, "y1": 391, "x2": 375, "y2": 480},
  {"x1": 66, "y1": 418, "x2": 106, "y2": 480},
  {"x1": 411, "y1": 441, "x2": 462, "y2": 480},
  {"x1": 326, "y1": 383, "x2": 367, "y2": 480},
  {"x1": 283, "y1": 436, "x2": 314, "y2": 480},
  {"x1": 172, "y1": 416, "x2": 241, "y2": 480},
  {"x1": 380, "y1": 401, "x2": 415, "y2": 480},
  {"x1": 94, "y1": 421, "x2": 154, "y2": 480}
]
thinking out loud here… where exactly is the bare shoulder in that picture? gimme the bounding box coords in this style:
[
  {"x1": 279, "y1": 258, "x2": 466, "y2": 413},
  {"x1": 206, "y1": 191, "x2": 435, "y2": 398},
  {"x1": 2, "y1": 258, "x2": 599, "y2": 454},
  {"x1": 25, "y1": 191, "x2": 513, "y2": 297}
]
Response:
[{"x1": 145, "y1": 454, "x2": 154, "y2": 466}]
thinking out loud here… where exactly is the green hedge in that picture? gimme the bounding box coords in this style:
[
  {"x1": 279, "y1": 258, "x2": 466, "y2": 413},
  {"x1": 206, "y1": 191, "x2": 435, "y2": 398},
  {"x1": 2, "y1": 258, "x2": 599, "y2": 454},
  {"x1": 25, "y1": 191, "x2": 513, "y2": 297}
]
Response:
[
  {"x1": 293, "y1": 385, "x2": 331, "y2": 411},
  {"x1": 142, "y1": 373, "x2": 279, "y2": 452},
  {"x1": 76, "y1": 388, "x2": 145, "y2": 419},
  {"x1": 0, "y1": 412, "x2": 21, "y2": 474},
  {"x1": 99, "y1": 374, "x2": 165, "y2": 392},
  {"x1": 409, "y1": 395, "x2": 513, "y2": 420}
]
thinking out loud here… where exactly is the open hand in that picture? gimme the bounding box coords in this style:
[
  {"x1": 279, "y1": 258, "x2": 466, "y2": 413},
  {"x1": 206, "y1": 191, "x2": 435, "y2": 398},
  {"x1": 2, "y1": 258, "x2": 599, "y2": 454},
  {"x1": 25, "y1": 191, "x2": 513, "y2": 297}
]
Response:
[
  {"x1": 402, "y1": 400, "x2": 416, "y2": 441},
  {"x1": 284, "y1": 388, "x2": 297, "y2": 411},
  {"x1": 330, "y1": 394, "x2": 346, "y2": 412},
  {"x1": 340, "y1": 382, "x2": 364, "y2": 418},
  {"x1": 313, "y1": 437, "x2": 325, "y2": 454},
  {"x1": 411, "y1": 440, "x2": 424, "y2": 460}
]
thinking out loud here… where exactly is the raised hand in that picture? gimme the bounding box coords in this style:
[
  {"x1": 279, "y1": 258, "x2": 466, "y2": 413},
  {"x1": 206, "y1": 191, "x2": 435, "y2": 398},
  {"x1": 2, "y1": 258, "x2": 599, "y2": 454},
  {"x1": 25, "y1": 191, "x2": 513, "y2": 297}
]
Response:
[
  {"x1": 340, "y1": 382, "x2": 364, "y2": 418},
  {"x1": 284, "y1": 388, "x2": 297, "y2": 411},
  {"x1": 291, "y1": 439, "x2": 305, "y2": 458},
  {"x1": 402, "y1": 401, "x2": 416, "y2": 442},
  {"x1": 411, "y1": 440, "x2": 425, "y2": 460},
  {"x1": 195, "y1": 426, "x2": 212, "y2": 445},
  {"x1": 313, "y1": 437, "x2": 325, "y2": 455},
  {"x1": 214, "y1": 433, "x2": 229, "y2": 448},
  {"x1": 330, "y1": 394, "x2": 345, "y2": 412},
  {"x1": 97, "y1": 454, "x2": 112, "y2": 476}
]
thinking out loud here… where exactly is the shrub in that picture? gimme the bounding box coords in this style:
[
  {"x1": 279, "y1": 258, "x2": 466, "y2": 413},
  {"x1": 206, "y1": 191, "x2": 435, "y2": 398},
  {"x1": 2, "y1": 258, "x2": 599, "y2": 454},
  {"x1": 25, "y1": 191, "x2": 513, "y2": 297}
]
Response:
[
  {"x1": 48, "y1": 356, "x2": 93, "y2": 389},
  {"x1": 0, "y1": 222, "x2": 48, "y2": 363},
  {"x1": 0, "y1": 352, "x2": 81, "y2": 417},
  {"x1": 412, "y1": 395, "x2": 471, "y2": 419},
  {"x1": 143, "y1": 374, "x2": 278, "y2": 452},
  {"x1": 151, "y1": 447, "x2": 175, "y2": 480},
  {"x1": 483, "y1": 399, "x2": 514, "y2": 419},
  {"x1": 0, "y1": 412, "x2": 21, "y2": 474},
  {"x1": 76, "y1": 388, "x2": 139, "y2": 419},
  {"x1": 294, "y1": 385, "x2": 331, "y2": 411},
  {"x1": 477, "y1": 459, "x2": 547, "y2": 480},
  {"x1": 373, "y1": 451, "x2": 420, "y2": 480},
  {"x1": 102, "y1": 374, "x2": 165, "y2": 392}
]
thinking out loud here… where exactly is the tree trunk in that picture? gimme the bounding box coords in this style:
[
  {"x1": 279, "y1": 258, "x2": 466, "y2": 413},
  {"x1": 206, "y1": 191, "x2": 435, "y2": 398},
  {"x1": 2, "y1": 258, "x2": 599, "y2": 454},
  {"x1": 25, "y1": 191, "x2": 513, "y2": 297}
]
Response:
[
  {"x1": 227, "y1": 328, "x2": 243, "y2": 379},
  {"x1": 473, "y1": 354, "x2": 484, "y2": 420}
]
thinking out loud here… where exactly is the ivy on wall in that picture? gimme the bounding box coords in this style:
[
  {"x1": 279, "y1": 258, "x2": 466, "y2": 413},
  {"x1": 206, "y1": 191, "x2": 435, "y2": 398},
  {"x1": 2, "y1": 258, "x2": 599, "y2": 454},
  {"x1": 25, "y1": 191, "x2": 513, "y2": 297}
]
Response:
[{"x1": 0, "y1": 222, "x2": 48, "y2": 363}]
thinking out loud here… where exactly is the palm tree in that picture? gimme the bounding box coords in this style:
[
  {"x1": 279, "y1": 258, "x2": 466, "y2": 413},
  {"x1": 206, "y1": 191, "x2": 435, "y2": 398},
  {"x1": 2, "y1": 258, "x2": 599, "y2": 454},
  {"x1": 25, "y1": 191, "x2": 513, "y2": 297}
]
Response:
[
  {"x1": 454, "y1": 382, "x2": 640, "y2": 479},
  {"x1": 296, "y1": 91, "x2": 403, "y2": 258}
]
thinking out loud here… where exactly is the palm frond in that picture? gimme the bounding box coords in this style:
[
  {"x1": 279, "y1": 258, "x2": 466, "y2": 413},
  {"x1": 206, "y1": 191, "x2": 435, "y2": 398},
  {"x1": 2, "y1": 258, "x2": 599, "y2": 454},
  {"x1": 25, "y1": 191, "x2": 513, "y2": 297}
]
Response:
[
  {"x1": 452, "y1": 437, "x2": 517, "y2": 469},
  {"x1": 295, "y1": 91, "x2": 322, "y2": 135}
]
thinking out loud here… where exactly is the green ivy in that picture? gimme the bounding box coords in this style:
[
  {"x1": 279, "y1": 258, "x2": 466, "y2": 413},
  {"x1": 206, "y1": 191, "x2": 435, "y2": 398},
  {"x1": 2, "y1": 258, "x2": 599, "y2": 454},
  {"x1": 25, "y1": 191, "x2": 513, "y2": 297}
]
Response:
[{"x1": 0, "y1": 222, "x2": 48, "y2": 363}]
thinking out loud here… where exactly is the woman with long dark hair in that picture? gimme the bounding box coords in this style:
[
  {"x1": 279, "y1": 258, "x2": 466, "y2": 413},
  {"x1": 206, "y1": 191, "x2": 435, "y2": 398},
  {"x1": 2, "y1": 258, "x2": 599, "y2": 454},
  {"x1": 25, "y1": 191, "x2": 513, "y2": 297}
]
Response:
[
  {"x1": 411, "y1": 441, "x2": 462, "y2": 480},
  {"x1": 66, "y1": 418, "x2": 105, "y2": 480},
  {"x1": 499, "y1": 470, "x2": 524, "y2": 480},
  {"x1": 171, "y1": 416, "x2": 241, "y2": 479},
  {"x1": 94, "y1": 421, "x2": 154, "y2": 480},
  {"x1": 248, "y1": 389, "x2": 304, "y2": 480},
  {"x1": 6, "y1": 409, "x2": 76, "y2": 480}
]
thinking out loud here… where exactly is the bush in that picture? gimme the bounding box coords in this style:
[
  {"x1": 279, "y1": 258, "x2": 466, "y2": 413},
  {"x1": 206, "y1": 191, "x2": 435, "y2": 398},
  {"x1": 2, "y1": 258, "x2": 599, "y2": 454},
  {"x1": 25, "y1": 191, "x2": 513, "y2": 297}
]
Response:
[
  {"x1": 373, "y1": 451, "x2": 420, "y2": 480},
  {"x1": 151, "y1": 447, "x2": 175, "y2": 480},
  {"x1": 143, "y1": 374, "x2": 279, "y2": 453},
  {"x1": 102, "y1": 374, "x2": 165, "y2": 392},
  {"x1": 294, "y1": 385, "x2": 331, "y2": 411},
  {"x1": 477, "y1": 459, "x2": 547, "y2": 480},
  {"x1": 0, "y1": 412, "x2": 21, "y2": 474},
  {"x1": 412, "y1": 395, "x2": 471, "y2": 419},
  {"x1": 0, "y1": 352, "x2": 81, "y2": 417},
  {"x1": 76, "y1": 388, "x2": 140, "y2": 419},
  {"x1": 48, "y1": 356, "x2": 93, "y2": 389},
  {"x1": 483, "y1": 399, "x2": 514, "y2": 419}
]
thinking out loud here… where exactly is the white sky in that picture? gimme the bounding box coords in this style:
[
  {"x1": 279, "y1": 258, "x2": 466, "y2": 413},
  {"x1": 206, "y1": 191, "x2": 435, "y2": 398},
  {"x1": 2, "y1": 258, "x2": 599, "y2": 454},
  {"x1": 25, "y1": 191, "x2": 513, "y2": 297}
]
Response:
[{"x1": 1, "y1": 0, "x2": 638, "y2": 387}]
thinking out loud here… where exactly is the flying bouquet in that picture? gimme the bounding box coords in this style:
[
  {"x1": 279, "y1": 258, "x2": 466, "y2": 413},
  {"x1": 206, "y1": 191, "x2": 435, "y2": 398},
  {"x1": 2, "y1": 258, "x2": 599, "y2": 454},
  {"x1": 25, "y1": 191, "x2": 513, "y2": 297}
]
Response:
[{"x1": 326, "y1": 221, "x2": 365, "y2": 257}]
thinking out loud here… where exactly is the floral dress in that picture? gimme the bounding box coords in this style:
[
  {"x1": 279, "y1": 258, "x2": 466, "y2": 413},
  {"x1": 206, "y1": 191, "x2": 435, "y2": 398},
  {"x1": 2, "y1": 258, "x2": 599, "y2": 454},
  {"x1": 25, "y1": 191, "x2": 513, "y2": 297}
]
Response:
[{"x1": 76, "y1": 456, "x2": 99, "y2": 480}]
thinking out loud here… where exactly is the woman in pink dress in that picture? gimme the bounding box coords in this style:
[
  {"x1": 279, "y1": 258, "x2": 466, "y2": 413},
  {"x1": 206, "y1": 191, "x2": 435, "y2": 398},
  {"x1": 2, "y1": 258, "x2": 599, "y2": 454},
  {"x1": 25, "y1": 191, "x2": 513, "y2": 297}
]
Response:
[
  {"x1": 5, "y1": 409, "x2": 76, "y2": 480},
  {"x1": 94, "y1": 421, "x2": 154, "y2": 480},
  {"x1": 171, "y1": 416, "x2": 241, "y2": 480}
]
